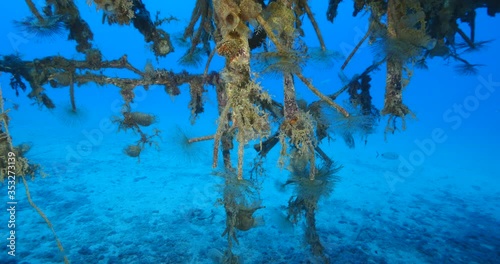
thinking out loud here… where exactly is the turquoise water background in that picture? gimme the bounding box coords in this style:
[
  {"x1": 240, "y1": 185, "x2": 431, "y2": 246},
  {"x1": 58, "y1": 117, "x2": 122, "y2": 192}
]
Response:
[{"x1": 1, "y1": 1, "x2": 499, "y2": 263}]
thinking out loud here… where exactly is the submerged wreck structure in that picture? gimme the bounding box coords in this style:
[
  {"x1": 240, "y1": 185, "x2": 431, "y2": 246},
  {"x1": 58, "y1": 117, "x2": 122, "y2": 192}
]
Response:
[{"x1": 1, "y1": 0, "x2": 498, "y2": 262}]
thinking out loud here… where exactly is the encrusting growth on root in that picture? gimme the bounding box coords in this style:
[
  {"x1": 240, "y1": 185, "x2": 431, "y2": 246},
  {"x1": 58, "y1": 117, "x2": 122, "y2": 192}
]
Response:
[
  {"x1": 211, "y1": 0, "x2": 270, "y2": 180},
  {"x1": 188, "y1": 134, "x2": 215, "y2": 144},
  {"x1": 2, "y1": 1, "x2": 494, "y2": 263},
  {"x1": 381, "y1": 0, "x2": 418, "y2": 135},
  {"x1": 256, "y1": 13, "x2": 350, "y2": 119},
  {"x1": 212, "y1": 103, "x2": 231, "y2": 169}
]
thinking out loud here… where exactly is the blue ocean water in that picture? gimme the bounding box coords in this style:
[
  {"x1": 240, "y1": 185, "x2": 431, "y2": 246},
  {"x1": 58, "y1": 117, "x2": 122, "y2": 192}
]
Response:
[{"x1": 0, "y1": 1, "x2": 499, "y2": 264}]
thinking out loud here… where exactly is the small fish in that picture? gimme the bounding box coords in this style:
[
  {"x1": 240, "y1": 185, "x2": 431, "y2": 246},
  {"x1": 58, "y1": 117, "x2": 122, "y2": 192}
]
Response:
[
  {"x1": 376, "y1": 151, "x2": 400, "y2": 160},
  {"x1": 320, "y1": 79, "x2": 331, "y2": 85}
]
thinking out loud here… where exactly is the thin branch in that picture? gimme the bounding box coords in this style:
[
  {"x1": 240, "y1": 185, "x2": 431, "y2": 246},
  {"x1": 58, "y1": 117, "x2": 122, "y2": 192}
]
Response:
[
  {"x1": 22, "y1": 176, "x2": 69, "y2": 264},
  {"x1": 203, "y1": 48, "x2": 216, "y2": 76},
  {"x1": 256, "y1": 15, "x2": 286, "y2": 52},
  {"x1": 456, "y1": 27, "x2": 475, "y2": 49},
  {"x1": 303, "y1": 2, "x2": 326, "y2": 51},
  {"x1": 295, "y1": 71, "x2": 349, "y2": 118},
  {"x1": 333, "y1": 60, "x2": 384, "y2": 99},
  {"x1": 341, "y1": 23, "x2": 372, "y2": 70},
  {"x1": 188, "y1": 134, "x2": 215, "y2": 143}
]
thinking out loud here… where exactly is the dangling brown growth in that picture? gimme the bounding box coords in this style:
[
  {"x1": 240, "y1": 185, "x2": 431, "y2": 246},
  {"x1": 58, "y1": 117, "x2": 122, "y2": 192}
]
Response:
[
  {"x1": 114, "y1": 111, "x2": 157, "y2": 131},
  {"x1": 211, "y1": 2, "x2": 274, "y2": 262},
  {"x1": 213, "y1": 80, "x2": 234, "y2": 170},
  {"x1": 1, "y1": 86, "x2": 68, "y2": 263},
  {"x1": 188, "y1": 77, "x2": 206, "y2": 124},
  {"x1": 304, "y1": 203, "x2": 328, "y2": 263},
  {"x1": 211, "y1": 0, "x2": 271, "y2": 180},
  {"x1": 212, "y1": 102, "x2": 230, "y2": 169},
  {"x1": 381, "y1": 0, "x2": 414, "y2": 134},
  {"x1": 285, "y1": 157, "x2": 340, "y2": 262},
  {"x1": 22, "y1": 176, "x2": 69, "y2": 264},
  {"x1": 218, "y1": 170, "x2": 263, "y2": 263},
  {"x1": 288, "y1": 196, "x2": 328, "y2": 263},
  {"x1": 69, "y1": 72, "x2": 77, "y2": 113},
  {"x1": 382, "y1": 57, "x2": 412, "y2": 130},
  {"x1": 0, "y1": 88, "x2": 13, "y2": 162},
  {"x1": 178, "y1": 0, "x2": 214, "y2": 68},
  {"x1": 184, "y1": 0, "x2": 215, "y2": 56}
]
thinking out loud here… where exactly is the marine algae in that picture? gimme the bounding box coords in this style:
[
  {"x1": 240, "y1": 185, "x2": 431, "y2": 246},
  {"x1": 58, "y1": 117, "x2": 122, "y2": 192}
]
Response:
[{"x1": 0, "y1": 1, "x2": 497, "y2": 263}]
